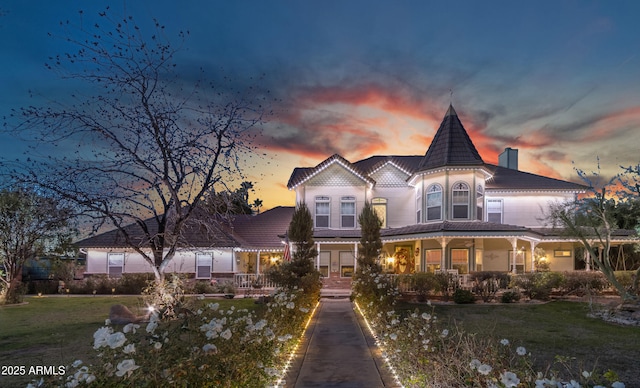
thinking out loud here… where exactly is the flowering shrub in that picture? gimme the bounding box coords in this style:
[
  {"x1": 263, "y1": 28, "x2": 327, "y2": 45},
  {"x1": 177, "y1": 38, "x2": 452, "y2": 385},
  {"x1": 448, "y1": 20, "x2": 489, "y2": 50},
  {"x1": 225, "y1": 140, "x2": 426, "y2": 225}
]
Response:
[
  {"x1": 29, "y1": 278, "x2": 318, "y2": 387},
  {"x1": 353, "y1": 270, "x2": 626, "y2": 387}
]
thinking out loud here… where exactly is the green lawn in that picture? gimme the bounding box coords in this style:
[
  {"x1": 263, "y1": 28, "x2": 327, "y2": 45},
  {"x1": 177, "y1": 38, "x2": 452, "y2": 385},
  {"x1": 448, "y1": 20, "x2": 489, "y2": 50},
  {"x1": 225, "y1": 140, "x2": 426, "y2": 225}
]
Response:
[
  {"x1": 398, "y1": 300, "x2": 640, "y2": 386},
  {"x1": 2, "y1": 297, "x2": 639, "y2": 387},
  {"x1": 0, "y1": 295, "x2": 260, "y2": 387}
]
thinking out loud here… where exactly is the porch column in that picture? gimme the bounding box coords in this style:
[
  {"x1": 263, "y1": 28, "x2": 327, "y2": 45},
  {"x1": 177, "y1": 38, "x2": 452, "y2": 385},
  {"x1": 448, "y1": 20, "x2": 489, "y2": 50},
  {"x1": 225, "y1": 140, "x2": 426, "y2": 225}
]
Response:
[
  {"x1": 256, "y1": 250, "x2": 261, "y2": 274},
  {"x1": 353, "y1": 242, "x2": 358, "y2": 273},
  {"x1": 316, "y1": 243, "x2": 321, "y2": 270},
  {"x1": 510, "y1": 238, "x2": 518, "y2": 274},
  {"x1": 439, "y1": 237, "x2": 450, "y2": 271},
  {"x1": 585, "y1": 248, "x2": 591, "y2": 271},
  {"x1": 529, "y1": 241, "x2": 537, "y2": 273}
]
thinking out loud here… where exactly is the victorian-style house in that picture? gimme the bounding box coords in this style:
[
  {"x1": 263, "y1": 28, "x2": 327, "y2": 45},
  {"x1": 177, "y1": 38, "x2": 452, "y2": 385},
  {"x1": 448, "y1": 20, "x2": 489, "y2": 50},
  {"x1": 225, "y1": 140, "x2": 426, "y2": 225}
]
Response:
[
  {"x1": 286, "y1": 105, "x2": 636, "y2": 282},
  {"x1": 78, "y1": 105, "x2": 636, "y2": 285}
]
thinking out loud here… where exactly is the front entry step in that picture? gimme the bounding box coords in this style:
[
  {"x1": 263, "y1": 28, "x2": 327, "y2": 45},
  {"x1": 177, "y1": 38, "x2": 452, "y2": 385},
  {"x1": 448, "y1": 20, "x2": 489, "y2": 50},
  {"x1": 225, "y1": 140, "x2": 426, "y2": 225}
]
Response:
[
  {"x1": 321, "y1": 277, "x2": 352, "y2": 289},
  {"x1": 321, "y1": 277, "x2": 351, "y2": 298}
]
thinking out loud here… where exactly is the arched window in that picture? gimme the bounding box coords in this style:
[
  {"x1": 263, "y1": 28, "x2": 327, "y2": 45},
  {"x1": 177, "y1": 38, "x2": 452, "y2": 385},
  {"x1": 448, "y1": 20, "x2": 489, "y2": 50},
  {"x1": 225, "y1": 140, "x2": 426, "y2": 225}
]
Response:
[
  {"x1": 372, "y1": 198, "x2": 388, "y2": 228},
  {"x1": 426, "y1": 184, "x2": 443, "y2": 221},
  {"x1": 452, "y1": 182, "x2": 469, "y2": 219}
]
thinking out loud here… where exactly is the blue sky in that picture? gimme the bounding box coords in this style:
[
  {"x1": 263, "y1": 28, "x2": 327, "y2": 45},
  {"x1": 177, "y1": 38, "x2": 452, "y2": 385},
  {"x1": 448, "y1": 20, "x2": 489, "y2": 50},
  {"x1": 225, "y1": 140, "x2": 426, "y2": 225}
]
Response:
[{"x1": 1, "y1": 1, "x2": 639, "y2": 209}]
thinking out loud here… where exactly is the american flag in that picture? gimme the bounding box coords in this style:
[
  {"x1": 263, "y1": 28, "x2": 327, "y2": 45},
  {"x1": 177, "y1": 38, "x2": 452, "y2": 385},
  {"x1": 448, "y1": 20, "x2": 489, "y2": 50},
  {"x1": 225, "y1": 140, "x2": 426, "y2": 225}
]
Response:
[{"x1": 283, "y1": 232, "x2": 291, "y2": 262}]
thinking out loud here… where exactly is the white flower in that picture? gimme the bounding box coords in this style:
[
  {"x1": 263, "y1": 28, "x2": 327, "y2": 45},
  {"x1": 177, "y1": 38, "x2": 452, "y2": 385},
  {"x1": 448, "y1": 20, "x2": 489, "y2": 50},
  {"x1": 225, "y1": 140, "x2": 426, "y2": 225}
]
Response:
[
  {"x1": 500, "y1": 338, "x2": 510, "y2": 346},
  {"x1": 146, "y1": 319, "x2": 158, "y2": 334},
  {"x1": 66, "y1": 379, "x2": 79, "y2": 388},
  {"x1": 208, "y1": 302, "x2": 219, "y2": 311},
  {"x1": 389, "y1": 333, "x2": 398, "y2": 340},
  {"x1": 27, "y1": 378, "x2": 44, "y2": 388},
  {"x1": 516, "y1": 346, "x2": 527, "y2": 356},
  {"x1": 255, "y1": 319, "x2": 267, "y2": 330},
  {"x1": 299, "y1": 307, "x2": 309, "y2": 313},
  {"x1": 441, "y1": 329, "x2": 449, "y2": 337},
  {"x1": 581, "y1": 371, "x2": 592, "y2": 378},
  {"x1": 221, "y1": 329, "x2": 232, "y2": 340},
  {"x1": 71, "y1": 360, "x2": 83, "y2": 368},
  {"x1": 123, "y1": 344, "x2": 136, "y2": 354},
  {"x1": 500, "y1": 371, "x2": 520, "y2": 387},
  {"x1": 93, "y1": 326, "x2": 113, "y2": 349},
  {"x1": 611, "y1": 383, "x2": 625, "y2": 388},
  {"x1": 477, "y1": 364, "x2": 492, "y2": 376},
  {"x1": 421, "y1": 313, "x2": 431, "y2": 320},
  {"x1": 469, "y1": 359, "x2": 481, "y2": 370},
  {"x1": 115, "y1": 359, "x2": 140, "y2": 377},
  {"x1": 107, "y1": 332, "x2": 127, "y2": 349},
  {"x1": 123, "y1": 323, "x2": 140, "y2": 334},
  {"x1": 85, "y1": 375, "x2": 96, "y2": 384},
  {"x1": 286, "y1": 301, "x2": 295, "y2": 309},
  {"x1": 104, "y1": 319, "x2": 111, "y2": 325},
  {"x1": 154, "y1": 341, "x2": 162, "y2": 350},
  {"x1": 202, "y1": 343, "x2": 218, "y2": 353}
]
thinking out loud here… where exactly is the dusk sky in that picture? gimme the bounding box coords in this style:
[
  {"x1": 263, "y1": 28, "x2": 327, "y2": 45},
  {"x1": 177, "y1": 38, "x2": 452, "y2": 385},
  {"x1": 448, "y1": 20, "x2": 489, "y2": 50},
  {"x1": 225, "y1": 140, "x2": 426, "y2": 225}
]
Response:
[{"x1": 1, "y1": 1, "x2": 639, "y2": 210}]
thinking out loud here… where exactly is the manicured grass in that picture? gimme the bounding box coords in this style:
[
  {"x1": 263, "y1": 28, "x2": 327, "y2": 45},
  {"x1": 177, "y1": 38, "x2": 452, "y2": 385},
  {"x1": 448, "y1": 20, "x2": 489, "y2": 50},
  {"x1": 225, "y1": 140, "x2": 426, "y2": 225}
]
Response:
[
  {"x1": 0, "y1": 295, "x2": 261, "y2": 387},
  {"x1": 398, "y1": 300, "x2": 640, "y2": 385}
]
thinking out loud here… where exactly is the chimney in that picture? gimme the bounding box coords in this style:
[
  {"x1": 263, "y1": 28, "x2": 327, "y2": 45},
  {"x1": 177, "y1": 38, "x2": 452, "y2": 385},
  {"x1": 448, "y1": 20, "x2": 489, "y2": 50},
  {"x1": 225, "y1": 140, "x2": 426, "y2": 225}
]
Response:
[{"x1": 498, "y1": 147, "x2": 518, "y2": 170}]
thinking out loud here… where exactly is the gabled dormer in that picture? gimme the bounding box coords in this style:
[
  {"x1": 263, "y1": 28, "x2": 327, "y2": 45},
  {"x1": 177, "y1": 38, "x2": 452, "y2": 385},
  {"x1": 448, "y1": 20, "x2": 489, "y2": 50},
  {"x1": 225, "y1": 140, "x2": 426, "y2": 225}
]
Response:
[{"x1": 411, "y1": 105, "x2": 492, "y2": 223}]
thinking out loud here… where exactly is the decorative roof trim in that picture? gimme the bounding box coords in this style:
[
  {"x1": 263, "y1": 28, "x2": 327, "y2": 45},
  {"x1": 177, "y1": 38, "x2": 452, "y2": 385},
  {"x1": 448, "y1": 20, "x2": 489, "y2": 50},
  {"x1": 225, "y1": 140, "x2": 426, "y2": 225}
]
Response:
[
  {"x1": 287, "y1": 154, "x2": 375, "y2": 190},
  {"x1": 407, "y1": 166, "x2": 494, "y2": 186},
  {"x1": 369, "y1": 159, "x2": 413, "y2": 177}
]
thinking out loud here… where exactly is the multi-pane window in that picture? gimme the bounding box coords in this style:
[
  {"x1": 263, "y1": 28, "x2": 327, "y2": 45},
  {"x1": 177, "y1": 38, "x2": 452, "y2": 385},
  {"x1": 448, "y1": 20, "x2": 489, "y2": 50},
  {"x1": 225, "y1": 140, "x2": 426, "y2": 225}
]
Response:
[
  {"x1": 340, "y1": 196, "x2": 356, "y2": 228},
  {"x1": 315, "y1": 196, "x2": 330, "y2": 228},
  {"x1": 108, "y1": 253, "x2": 124, "y2": 278},
  {"x1": 425, "y1": 249, "x2": 442, "y2": 273},
  {"x1": 426, "y1": 184, "x2": 443, "y2": 220},
  {"x1": 452, "y1": 182, "x2": 470, "y2": 219},
  {"x1": 487, "y1": 199, "x2": 503, "y2": 223},
  {"x1": 196, "y1": 252, "x2": 212, "y2": 279},
  {"x1": 451, "y1": 248, "x2": 469, "y2": 274},
  {"x1": 372, "y1": 198, "x2": 387, "y2": 228}
]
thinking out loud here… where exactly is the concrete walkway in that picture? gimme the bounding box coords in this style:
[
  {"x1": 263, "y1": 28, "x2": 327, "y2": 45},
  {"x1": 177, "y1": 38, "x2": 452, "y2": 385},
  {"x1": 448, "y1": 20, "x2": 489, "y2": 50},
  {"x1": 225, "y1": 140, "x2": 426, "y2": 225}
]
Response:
[{"x1": 282, "y1": 298, "x2": 399, "y2": 387}]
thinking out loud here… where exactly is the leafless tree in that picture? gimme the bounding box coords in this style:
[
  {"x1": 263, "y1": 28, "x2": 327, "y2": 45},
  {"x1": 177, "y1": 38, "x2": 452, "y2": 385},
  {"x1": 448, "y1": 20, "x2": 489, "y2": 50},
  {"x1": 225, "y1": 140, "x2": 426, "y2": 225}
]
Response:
[
  {"x1": 547, "y1": 165, "x2": 639, "y2": 302},
  {"x1": 3, "y1": 9, "x2": 268, "y2": 281}
]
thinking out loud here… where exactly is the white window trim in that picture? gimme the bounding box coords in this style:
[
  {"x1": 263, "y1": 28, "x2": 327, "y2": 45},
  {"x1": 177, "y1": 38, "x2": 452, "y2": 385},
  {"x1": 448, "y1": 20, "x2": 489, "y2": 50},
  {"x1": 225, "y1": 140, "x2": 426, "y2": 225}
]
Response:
[
  {"x1": 196, "y1": 252, "x2": 213, "y2": 279},
  {"x1": 315, "y1": 196, "x2": 330, "y2": 229},
  {"x1": 486, "y1": 198, "x2": 503, "y2": 223},
  {"x1": 340, "y1": 196, "x2": 356, "y2": 229},
  {"x1": 372, "y1": 197, "x2": 387, "y2": 228},
  {"x1": 426, "y1": 183, "x2": 443, "y2": 221},
  {"x1": 451, "y1": 182, "x2": 470, "y2": 219},
  {"x1": 107, "y1": 252, "x2": 124, "y2": 278}
]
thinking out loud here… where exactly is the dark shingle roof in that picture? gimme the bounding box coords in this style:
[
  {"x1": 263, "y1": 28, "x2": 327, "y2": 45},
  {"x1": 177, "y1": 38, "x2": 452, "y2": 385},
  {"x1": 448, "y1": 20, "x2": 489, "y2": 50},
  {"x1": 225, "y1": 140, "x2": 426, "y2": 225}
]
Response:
[
  {"x1": 230, "y1": 206, "x2": 294, "y2": 249},
  {"x1": 76, "y1": 211, "x2": 239, "y2": 249},
  {"x1": 485, "y1": 164, "x2": 586, "y2": 191},
  {"x1": 76, "y1": 207, "x2": 296, "y2": 250},
  {"x1": 417, "y1": 105, "x2": 484, "y2": 170}
]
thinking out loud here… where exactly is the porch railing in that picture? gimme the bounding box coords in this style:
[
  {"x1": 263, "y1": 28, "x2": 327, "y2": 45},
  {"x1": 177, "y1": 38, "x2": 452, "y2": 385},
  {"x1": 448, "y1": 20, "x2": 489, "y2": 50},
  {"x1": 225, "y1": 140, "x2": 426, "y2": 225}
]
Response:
[{"x1": 234, "y1": 273, "x2": 276, "y2": 289}]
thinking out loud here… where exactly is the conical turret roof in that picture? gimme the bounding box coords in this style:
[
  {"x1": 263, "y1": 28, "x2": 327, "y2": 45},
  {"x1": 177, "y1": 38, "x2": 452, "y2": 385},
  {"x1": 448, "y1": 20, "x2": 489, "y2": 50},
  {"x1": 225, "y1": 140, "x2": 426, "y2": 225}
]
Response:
[{"x1": 417, "y1": 105, "x2": 484, "y2": 171}]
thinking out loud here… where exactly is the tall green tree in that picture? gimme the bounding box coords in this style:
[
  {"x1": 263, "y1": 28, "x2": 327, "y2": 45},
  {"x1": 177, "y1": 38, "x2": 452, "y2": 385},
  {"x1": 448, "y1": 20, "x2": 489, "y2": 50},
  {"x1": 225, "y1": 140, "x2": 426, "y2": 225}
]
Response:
[
  {"x1": 358, "y1": 201, "x2": 383, "y2": 269},
  {"x1": 267, "y1": 202, "x2": 321, "y2": 295},
  {"x1": 0, "y1": 187, "x2": 74, "y2": 304}
]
